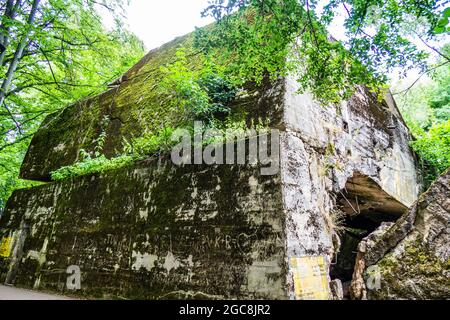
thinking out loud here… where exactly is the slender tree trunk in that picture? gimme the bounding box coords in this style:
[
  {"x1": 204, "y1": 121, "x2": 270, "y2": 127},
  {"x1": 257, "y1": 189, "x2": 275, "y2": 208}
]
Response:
[
  {"x1": 0, "y1": 0, "x2": 22, "y2": 66},
  {"x1": 0, "y1": 0, "x2": 15, "y2": 45},
  {"x1": 0, "y1": 0, "x2": 40, "y2": 112}
]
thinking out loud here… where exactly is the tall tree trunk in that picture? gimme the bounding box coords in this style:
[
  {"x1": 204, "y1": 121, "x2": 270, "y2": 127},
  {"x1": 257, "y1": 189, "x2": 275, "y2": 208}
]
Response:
[
  {"x1": 0, "y1": 0, "x2": 40, "y2": 114},
  {"x1": 0, "y1": 0, "x2": 15, "y2": 46},
  {"x1": 0, "y1": 0, "x2": 22, "y2": 66}
]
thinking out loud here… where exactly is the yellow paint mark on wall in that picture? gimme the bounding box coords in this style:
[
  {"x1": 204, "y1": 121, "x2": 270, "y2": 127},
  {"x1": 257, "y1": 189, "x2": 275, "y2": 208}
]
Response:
[
  {"x1": 291, "y1": 256, "x2": 330, "y2": 300},
  {"x1": 0, "y1": 237, "x2": 13, "y2": 258}
]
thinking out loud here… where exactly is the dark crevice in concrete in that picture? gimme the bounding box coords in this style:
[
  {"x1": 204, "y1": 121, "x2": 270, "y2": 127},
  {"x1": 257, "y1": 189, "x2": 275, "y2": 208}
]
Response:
[{"x1": 330, "y1": 172, "x2": 408, "y2": 299}]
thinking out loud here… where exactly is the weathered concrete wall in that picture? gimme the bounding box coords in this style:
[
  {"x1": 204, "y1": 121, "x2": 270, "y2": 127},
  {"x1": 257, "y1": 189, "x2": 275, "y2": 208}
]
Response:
[
  {"x1": 1, "y1": 76, "x2": 423, "y2": 299},
  {"x1": 283, "y1": 77, "x2": 421, "y2": 209},
  {"x1": 280, "y1": 76, "x2": 422, "y2": 298},
  {"x1": 1, "y1": 157, "x2": 287, "y2": 299}
]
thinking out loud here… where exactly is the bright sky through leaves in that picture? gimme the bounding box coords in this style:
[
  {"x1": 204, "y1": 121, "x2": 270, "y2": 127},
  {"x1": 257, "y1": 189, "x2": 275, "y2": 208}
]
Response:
[{"x1": 101, "y1": 0, "x2": 448, "y2": 88}]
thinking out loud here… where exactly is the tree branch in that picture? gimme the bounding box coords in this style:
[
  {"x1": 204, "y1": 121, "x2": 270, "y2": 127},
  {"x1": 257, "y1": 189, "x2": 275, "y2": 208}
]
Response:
[
  {"x1": 415, "y1": 31, "x2": 450, "y2": 63},
  {"x1": 1, "y1": 102, "x2": 23, "y2": 134},
  {"x1": 393, "y1": 61, "x2": 450, "y2": 95},
  {"x1": 0, "y1": 0, "x2": 41, "y2": 111},
  {"x1": 0, "y1": 132, "x2": 34, "y2": 152}
]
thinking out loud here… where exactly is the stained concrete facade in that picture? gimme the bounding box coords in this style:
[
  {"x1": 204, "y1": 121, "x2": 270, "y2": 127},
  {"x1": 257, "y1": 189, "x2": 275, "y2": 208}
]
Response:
[
  {"x1": 280, "y1": 77, "x2": 421, "y2": 298},
  {"x1": 0, "y1": 35, "x2": 422, "y2": 299},
  {"x1": 1, "y1": 158, "x2": 287, "y2": 299}
]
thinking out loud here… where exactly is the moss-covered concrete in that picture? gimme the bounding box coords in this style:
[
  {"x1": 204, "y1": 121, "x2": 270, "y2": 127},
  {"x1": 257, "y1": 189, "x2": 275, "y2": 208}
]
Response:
[
  {"x1": 350, "y1": 169, "x2": 450, "y2": 300},
  {"x1": 20, "y1": 32, "x2": 285, "y2": 181},
  {"x1": 1, "y1": 156, "x2": 286, "y2": 299},
  {"x1": 368, "y1": 240, "x2": 450, "y2": 299}
]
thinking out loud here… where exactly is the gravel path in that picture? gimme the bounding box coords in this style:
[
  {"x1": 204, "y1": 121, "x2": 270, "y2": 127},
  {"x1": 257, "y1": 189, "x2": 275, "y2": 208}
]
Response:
[{"x1": 0, "y1": 285, "x2": 73, "y2": 300}]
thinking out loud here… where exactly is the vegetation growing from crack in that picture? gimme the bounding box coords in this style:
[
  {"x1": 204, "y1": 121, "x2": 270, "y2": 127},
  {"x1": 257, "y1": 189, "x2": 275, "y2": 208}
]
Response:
[
  {"x1": 50, "y1": 49, "x2": 242, "y2": 181},
  {"x1": 50, "y1": 118, "x2": 271, "y2": 181},
  {"x1": 49, "y1": 116, "x2": 271, "y2": 182},
  {"x1": 49, "y1": 50, "x2": 271, "y2": 182},
  {"x1": 51, "y1": 116, "x2": 135, "y2": 181},
  {"x1": 159, "y1": 48, "x2": 237, "y2": 125}
]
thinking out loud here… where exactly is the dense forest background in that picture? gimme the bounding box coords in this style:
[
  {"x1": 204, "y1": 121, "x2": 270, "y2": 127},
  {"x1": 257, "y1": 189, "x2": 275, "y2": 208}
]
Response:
[{"x1": 0, "y1": 0, "x2": 449, "y2": 210}]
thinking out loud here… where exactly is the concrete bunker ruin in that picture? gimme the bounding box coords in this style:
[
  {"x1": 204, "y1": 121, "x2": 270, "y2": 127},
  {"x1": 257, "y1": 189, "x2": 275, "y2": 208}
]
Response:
[{"x1": 0, "y1": 32, "x2": 422, "y2": 299}]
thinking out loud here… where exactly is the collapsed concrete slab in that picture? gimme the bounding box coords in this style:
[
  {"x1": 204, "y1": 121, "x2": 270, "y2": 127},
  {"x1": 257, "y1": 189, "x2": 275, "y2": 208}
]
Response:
[
  {"x1": 0, "y1": 31, "x2": 424, "y2": 299},
  {"x1": 350, "y1": 169, "x2": 450, "y2": 300}
]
